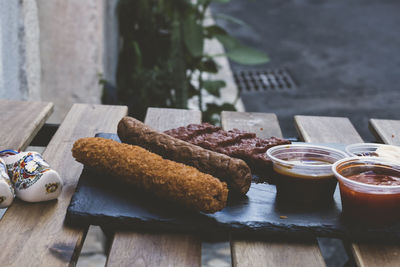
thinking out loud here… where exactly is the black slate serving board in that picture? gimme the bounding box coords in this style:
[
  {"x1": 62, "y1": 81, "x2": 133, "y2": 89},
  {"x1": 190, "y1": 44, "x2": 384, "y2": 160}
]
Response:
[{"x1": 66, "y1": 133, "x2": 400, "y2": 241}]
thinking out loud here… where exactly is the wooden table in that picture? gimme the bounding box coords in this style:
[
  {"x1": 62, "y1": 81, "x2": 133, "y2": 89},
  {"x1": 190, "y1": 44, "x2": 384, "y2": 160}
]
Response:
[{"x1": 0, "y1": 100, "x2": 399, "y2": 266}]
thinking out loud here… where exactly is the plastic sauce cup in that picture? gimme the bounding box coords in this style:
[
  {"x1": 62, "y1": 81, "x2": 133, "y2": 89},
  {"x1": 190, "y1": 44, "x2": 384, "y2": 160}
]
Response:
[
  {"x1": 267, "y1": 144, "x2": 347, "y2": 205},
  {"x1": 345, "y1": 143, "x2": 385, "y2": 157},
  {"x1": 332, "y1": 157, "x2": 400, "y2": 226}
]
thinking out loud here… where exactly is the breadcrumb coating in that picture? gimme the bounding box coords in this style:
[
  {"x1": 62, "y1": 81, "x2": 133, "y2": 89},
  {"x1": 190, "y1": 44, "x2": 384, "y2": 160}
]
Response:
[{"x1": 72, "y1": 137, "x2": 228, "y2": 213}]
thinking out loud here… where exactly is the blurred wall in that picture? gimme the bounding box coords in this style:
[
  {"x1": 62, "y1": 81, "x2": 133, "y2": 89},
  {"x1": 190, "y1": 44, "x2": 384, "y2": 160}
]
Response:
[
  {"x1": 104, "y1": 0, "x2": 119, "y2": 89},
  {"x1": 37, "y1": 0, "x2": 105, "y2": 122},
  {"x1": 0, "y1": 0, "x2": 119, "y2": 122},
  {"x1": 0, "y1": 0, "x2": 41, "y2": 100}
]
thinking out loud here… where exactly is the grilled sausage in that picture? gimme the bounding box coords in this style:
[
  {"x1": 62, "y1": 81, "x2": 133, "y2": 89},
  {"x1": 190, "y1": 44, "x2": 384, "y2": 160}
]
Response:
[{"x1": 117, "y1": 116, "x2": 252, "y2": 195}]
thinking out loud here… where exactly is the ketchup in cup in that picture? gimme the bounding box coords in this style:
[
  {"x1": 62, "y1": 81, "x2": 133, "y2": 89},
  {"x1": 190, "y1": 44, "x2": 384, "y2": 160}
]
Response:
[{"x1": 332, "y1": 157, "x2": 400, "y2": 226}]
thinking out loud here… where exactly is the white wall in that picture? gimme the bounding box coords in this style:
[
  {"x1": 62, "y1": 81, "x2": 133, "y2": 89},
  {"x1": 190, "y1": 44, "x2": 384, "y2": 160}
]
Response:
[
  {"x1": 104, "y1": 0, "x2": 119, "y2": 88},
  {"x1": 37, "y1": 0, "x2": 105, "y2": 122},
  {"x1": 0, "y1": 0, "x2": 40, "y2": 100},
  {"x1": 0, "y1": 1, "x2": 27, "y2": 99},
  {"x1": 0, "y1": 0, "x2": 19, "y2": 99},
  {"x1": 0, "y1": 0, "x2": 119, "y2": 122},
  {"x1": 23, "y1": 0, "x2": 41, "y2": 101}
]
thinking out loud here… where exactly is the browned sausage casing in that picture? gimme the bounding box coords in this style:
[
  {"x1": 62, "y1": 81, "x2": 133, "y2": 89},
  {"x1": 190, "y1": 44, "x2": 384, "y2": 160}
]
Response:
[
  {"x1": 72, "y1": 137, "x2": 228, "y2": 213},
  {"x1": 117, "y1": 116, "x2": 252, "y2": 195}
]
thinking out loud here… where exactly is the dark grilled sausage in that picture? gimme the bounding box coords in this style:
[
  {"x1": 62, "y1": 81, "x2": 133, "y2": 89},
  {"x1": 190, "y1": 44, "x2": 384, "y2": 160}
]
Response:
[{"x1": 117, "y1": 116, "x2": 252, "y2": 195}]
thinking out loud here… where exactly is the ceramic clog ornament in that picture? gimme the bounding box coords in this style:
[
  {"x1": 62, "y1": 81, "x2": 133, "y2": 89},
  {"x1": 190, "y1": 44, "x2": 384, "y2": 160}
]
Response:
[
  {"x1": 0, "y1": 158, "x2": 14, "y2": 208},
  {"x1": 2, "y1": 150, "x2": 63, "y2": 202}
]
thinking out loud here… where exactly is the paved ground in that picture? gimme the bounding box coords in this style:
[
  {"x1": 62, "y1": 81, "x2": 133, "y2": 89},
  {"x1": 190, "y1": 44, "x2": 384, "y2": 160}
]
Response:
[{"x1": 212, "y1": 0, "x2": 400, "y2": 141}]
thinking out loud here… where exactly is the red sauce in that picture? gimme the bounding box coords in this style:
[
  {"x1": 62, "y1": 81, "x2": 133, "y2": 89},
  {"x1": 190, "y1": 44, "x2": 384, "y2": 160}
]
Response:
[
  {"x1": 339, "y1": 169, "x2": 400, "y2": 225},
  {"x1": 347, "y1": 171, "x2": 400, "y2": 186},
  {"x1": 339, "y1": 183, "x2": 400, "y2": 225}
]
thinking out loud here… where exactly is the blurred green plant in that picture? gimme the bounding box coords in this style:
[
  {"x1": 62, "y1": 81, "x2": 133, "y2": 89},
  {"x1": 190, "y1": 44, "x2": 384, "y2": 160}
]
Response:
[{"x1": 104, "y1": 0, "x2": 268, "y2": 123}]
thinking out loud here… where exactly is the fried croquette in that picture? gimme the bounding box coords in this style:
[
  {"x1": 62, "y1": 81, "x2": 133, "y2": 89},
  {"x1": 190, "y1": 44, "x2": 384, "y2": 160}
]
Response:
[{"x1": 72, "y1": 137, "x2": 228, "y2": 213}]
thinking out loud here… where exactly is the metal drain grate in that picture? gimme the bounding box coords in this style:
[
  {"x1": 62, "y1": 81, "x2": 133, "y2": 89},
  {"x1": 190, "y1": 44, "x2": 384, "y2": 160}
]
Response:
[{"x1": 234, "y1": 68, "x2": 296, "y2": 93}]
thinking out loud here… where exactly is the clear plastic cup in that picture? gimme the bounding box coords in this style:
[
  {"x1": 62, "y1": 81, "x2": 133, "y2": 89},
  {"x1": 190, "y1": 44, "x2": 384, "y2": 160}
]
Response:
[
  {"x1": 332, "y1": 157, "x2": 400, "y2": 225},
  {"x1": 345, "y1": 143, "x2": 384, "y2": 156},
  {"x1": 267, "y1": 144, "x2": 347, "y2": 204}
]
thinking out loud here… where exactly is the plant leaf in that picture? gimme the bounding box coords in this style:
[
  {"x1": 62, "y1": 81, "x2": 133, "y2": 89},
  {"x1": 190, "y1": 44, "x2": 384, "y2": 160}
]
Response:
[
  {"x1": 188, "y1": 83, "x2": 199, "y2": 98},
  {"x1": 203, "y1": 80, "x2": 226, "y2": 97},
  {"x1": 183, "y1": 16, "x2": 204, "y2": 57},
  {"x1": 211, "y1": 30, "x2": 269, "y2": 65},
  {"x1": 214, "y1": 33, "x2": 239, "y2": 50},
  {"x1": 203, "y1": 102, "x2": 236, "y2": 125},
  {"x1": 199, "y1": 58, "x2": 219, "y2": 73},
  {"x1": 132, "y1": 41, "x2": 142, "y2": 70},
  {"x1": 227, "y1": 45, "x2": 269, "y2": 65},
  {"x1": 204, "y1": 25, "x2": 228, "y2": 38},
  {"x1": 219, "y1": 102, "x2": 236, "y2": 111},
  {"x1": 214, "y1": 13, "x2": 248, "y2": 27},
  {"x1": 211, "y1": 0, "x2": 231, "y2": 3}
]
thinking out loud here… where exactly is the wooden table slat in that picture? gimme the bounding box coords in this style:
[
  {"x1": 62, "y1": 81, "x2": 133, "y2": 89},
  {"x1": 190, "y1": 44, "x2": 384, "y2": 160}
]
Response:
[
  {"x1": 221, "y1": 111, "x2": 283, "y2": 138},
  {"x1": 107, "y1": 232, "x2": 201, "y2": 267},
  {"x1": 369, "y1": 118, "x2": 400, "y2": 145},
  {"x1": 295, "y1": 115, "x2": 363, "y2": 144},
  {"x1": 0, "y1": 103, "x2": 128, "y2": 266},
  {"x1": 145, "y1": 107, "x2": 202, "y2": 132},
  {"x1": 232, "y1": 240, "x2": 326, "y2": 267},
  {"x1": 295, "y1": 115, "x2": 362, "y2": 266},
  {"x1": 0, "y1": 100, "x2": 53, "y2": 150},
  {"x1": 224, "y1": 111, "x2": 326, "y2": 267},
  {"x1": 106, "y1": 108, "x2": 202, "y2": 267}
]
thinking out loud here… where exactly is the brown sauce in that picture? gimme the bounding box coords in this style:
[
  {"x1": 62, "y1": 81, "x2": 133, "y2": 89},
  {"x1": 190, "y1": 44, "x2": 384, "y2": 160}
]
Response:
[{"x1": 273, "y1": 163, "x2": 336, "y2": 205}]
